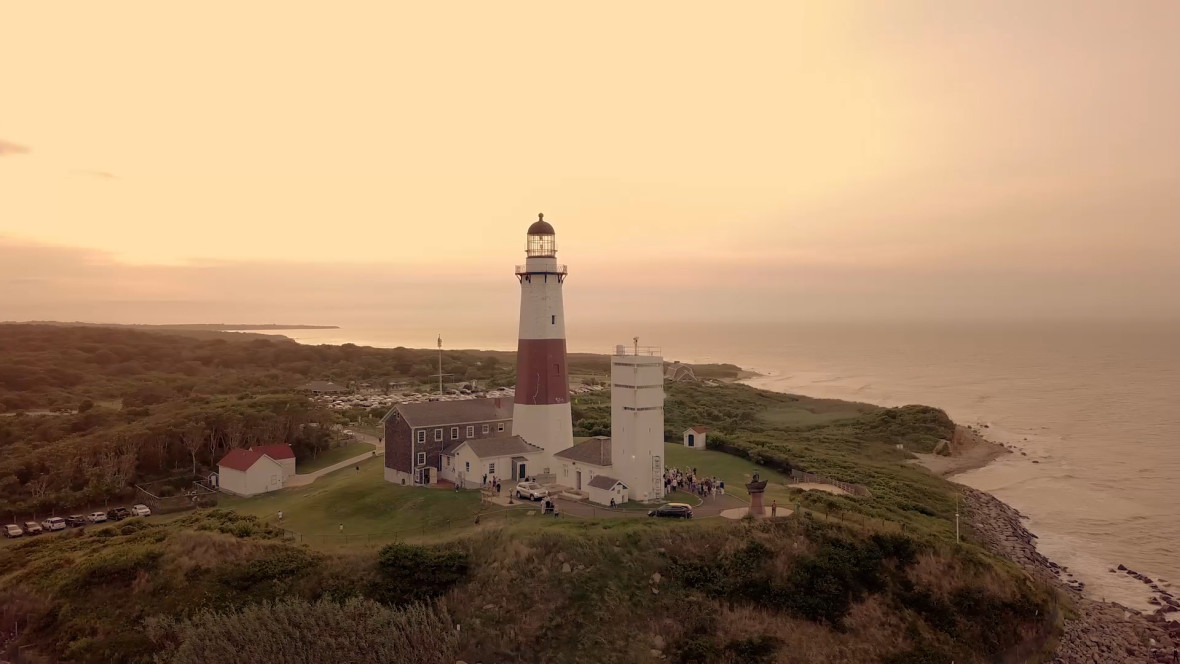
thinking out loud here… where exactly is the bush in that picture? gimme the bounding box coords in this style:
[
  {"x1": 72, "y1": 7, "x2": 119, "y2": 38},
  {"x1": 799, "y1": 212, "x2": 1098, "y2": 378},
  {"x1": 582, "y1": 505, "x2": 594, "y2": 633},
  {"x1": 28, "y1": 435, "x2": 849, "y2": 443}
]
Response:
[
  {"x1": 146, "y1": 597, "x2": 459, "y2": 664},
  {"x1": 372, "y1": 543, "x2": 468, "y2": 605}
]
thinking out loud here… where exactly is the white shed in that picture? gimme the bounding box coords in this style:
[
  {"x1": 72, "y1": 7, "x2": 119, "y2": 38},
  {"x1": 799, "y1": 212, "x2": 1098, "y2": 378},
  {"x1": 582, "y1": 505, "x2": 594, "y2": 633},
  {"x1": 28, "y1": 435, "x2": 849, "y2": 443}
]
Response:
[
  {"x1": 587, "y1": 475, "x2": 628, "y2": 506},
  {"x1": 683, "y1": 426, "x2": 710, "y2": 450},
  {"x1": 217, "y1": 449, "x2": 286, "y2": 497},
  {"x1": 252, "y1": 444, "x2": 296, "y2": 479}
]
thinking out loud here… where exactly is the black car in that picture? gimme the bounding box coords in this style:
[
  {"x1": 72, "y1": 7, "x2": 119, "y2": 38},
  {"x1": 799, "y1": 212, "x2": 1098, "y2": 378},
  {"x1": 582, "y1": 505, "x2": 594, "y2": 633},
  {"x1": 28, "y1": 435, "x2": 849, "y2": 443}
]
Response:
[
  {"x1": 107, "y1": 507, "x2": 132, "y2": 521},
  {"x1": 65, "y1": 515, "x2": 87, "y2": 527},
  {"x1": 648, "y1": 503, "x2": 693, "y2": 519}
]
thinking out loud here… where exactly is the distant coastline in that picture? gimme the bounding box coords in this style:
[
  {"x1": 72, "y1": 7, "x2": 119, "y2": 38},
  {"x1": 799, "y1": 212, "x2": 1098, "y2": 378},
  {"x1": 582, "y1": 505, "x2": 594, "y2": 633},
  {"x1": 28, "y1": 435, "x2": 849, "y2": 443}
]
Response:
[{"x1": 4, "y1": 321, "x2": 340, "y2": 331}]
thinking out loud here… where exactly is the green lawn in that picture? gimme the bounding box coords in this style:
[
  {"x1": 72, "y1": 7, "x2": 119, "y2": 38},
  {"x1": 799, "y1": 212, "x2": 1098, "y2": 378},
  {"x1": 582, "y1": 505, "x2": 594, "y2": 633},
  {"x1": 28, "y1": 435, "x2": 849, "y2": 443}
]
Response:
[
  {"x1": 757, "y1": 399, "x2": 875, "y2": 427},
  {"x1": 663, "y1": 443, "x2": 789, "y2": 500},
  {"x1": 219, "y1": 456, "x2": 481, "y2": 544},
  {"x1": 297, "y1": 441, "x2": 375, "y2": 473}
]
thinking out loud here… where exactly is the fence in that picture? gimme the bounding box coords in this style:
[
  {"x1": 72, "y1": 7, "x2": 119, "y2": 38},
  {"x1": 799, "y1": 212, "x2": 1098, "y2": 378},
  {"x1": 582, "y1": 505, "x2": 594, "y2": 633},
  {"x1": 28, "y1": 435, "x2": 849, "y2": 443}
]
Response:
[
  {"x1": 134, "y1": 475, "x2": 219, "y2": 514},
  {"x1": 789, "y1": 469, "x2": 872, "y2": 497}
]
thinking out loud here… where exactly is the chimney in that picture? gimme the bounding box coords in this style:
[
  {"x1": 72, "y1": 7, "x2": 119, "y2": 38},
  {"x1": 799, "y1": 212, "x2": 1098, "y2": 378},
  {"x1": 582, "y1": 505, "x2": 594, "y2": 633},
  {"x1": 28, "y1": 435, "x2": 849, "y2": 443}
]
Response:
[{"x1": 494, "y1": 397, "x2": 501, "y2": 408}]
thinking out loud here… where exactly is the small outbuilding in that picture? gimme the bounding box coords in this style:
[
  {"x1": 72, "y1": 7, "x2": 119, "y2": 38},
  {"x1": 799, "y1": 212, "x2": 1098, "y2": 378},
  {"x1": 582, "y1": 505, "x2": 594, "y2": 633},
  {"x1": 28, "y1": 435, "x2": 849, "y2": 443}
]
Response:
[
  {"x1": 683, "y1": 426, "x2": 710, "y2": 450},
  {"x1": 216, "y1": 444, "x2": 297, "y2": 497},
  {"x1": 587, "y1": 475, "x2": 627, "y2": 507}
]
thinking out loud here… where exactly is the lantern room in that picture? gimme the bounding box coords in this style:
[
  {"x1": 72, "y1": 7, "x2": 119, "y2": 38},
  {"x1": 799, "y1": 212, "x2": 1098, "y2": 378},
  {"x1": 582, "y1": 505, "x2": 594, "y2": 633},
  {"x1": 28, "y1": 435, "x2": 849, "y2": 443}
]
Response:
[{"x1": 526, "y1": 213, "x2": 557, "y2": 257}]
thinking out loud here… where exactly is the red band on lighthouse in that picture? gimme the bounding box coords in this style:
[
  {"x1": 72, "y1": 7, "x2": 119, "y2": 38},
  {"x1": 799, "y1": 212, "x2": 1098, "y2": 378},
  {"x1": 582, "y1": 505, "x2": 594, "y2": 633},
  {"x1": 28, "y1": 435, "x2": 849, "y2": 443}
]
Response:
[{"x1": 514, "y1": 338, "x2": 570, "y2": 405}]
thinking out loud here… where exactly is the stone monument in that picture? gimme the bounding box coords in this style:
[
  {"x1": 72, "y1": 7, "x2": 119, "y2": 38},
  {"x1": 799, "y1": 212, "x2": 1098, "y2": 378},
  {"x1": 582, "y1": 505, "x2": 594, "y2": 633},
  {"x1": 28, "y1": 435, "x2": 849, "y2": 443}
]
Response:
[{"x1": 746, "y1": 473, "x2": 768, "y2": 518}]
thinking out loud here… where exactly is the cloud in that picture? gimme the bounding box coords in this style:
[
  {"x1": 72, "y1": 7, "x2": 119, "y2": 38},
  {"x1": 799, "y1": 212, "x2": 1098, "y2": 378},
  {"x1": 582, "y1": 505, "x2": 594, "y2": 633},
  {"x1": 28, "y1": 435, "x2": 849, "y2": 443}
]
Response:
[{"x1": 0, "y1": 139, "x2": 30, "y2": 156}]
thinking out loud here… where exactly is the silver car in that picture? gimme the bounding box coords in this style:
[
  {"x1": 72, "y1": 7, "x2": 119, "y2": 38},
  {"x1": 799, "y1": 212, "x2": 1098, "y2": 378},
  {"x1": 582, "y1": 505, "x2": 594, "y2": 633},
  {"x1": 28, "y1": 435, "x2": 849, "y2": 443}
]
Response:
[{"x1": 514, "y1": 482, "x2": 549, "y2": 501}]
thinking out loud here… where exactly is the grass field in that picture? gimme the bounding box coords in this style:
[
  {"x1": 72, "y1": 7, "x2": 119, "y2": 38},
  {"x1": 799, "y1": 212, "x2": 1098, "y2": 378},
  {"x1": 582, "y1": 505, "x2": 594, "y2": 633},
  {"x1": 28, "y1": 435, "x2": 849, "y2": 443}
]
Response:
[
  {"x1": 297, "y1": 440, "x2": 375, "y2": 473},
  {"x1": 663, "y1": 442, "x2": 789, "y2": 500},
  {"x1": 757, "y1": 398, "x2": 876, "y2": 428},
  {"x1": 219, "y1": 456, "x2": 482, "y2": 544}
]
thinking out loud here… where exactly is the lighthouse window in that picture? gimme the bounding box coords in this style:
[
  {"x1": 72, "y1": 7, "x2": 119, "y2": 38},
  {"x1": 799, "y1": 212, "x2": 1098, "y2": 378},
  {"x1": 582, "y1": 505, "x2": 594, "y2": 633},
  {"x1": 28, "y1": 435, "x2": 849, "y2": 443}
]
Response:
[
  {"x1": 498, "y1": 423, "x2": 505, "y2": 432},
  {"x1": 434, "y1": 428, "x2": 443, "y2": 441},
  {"x1": 554, "y1": 363, "x2": 560, "y2": 374},
  {"x1": 482, "y1": 424, "x2": 490, "y2": 434},
  {"x1": 450, "y1": 427, "x2": 459, "y2": 440},
  {"x1": 466, "y1": 425, "x2": 474, "y2": 438},
  {"x1": 551, "y1": 315, "x2": 555, "y2": 324},
  {"x1": 416, "y1": 430, "x2": 425, "y2": 443}
]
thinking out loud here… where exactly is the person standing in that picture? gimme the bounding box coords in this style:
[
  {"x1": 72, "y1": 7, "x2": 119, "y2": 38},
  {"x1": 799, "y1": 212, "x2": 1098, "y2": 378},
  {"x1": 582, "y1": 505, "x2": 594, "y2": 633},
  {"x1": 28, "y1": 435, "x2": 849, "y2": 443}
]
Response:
[
  {"x1": 771, "y1": 500, "x2": 778, "y2": 517},
  {"x1": 277, "y1": 510, "x2": 283, "y2": 522}
]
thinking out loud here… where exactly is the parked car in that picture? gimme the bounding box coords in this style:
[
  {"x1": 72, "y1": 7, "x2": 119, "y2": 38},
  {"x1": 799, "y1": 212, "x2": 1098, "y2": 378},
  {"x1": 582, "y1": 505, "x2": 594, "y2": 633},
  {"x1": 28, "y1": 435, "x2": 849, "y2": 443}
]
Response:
[
  {"x1": 22, "y1": 521, "x2": 43, "y2": 535},
  {"x1": 87, "y1": 511, "x2": 108, "y2": 523},
  {"x1": 41, "y1": 517, "x2": 67, "y2": 532},
  {"x1": 648, "y1": 503, "x2": 694, "y2": 519},
  {"x1": 3, "y1": 524, "x2": 23, "y2": 538},
  {"x1": 130, "y1": 504, "x2": 152, "y2": 517},
  {"x1": 514, "y1": 482, "x2": 549, "y2": 501},
  {"x1": 107, "y1": 507, "x2": 132, "y2": 521},
  {"x1": 65, "y1": 515, "x2": 87, "y2": 527}
]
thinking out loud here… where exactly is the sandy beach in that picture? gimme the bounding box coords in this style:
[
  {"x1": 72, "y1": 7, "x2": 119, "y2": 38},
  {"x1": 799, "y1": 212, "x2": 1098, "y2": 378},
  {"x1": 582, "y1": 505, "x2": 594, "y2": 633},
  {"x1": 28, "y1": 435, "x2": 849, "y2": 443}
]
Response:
[{"x1": 910, "y1": 424, "x2": 1010, "y2": 477}]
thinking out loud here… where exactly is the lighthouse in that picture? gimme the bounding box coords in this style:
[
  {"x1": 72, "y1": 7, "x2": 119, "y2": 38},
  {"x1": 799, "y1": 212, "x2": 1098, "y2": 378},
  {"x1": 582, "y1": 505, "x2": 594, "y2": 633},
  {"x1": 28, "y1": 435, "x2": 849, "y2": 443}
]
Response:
[{"x1": 512, "y1": 214, "x2": 573, "y2": 471}]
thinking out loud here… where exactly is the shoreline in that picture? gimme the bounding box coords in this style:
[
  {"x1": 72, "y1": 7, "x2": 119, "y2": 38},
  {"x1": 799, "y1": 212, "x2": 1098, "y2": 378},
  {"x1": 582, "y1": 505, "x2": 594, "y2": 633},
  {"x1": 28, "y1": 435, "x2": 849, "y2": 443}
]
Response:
[
  {"x1": 965, "y1": 487, "x2": 1178, "y2": 662},
  {"x1": 738, "y1": 374, "x2": 1180, "y2": 659}
]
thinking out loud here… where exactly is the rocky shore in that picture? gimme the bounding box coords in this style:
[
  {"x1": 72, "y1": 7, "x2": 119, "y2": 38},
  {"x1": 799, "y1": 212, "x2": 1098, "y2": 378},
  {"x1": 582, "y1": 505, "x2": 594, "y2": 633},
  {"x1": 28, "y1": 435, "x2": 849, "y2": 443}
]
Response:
[{"x1": 963, "y1": 487, "x2": 1178, "y2": 663}]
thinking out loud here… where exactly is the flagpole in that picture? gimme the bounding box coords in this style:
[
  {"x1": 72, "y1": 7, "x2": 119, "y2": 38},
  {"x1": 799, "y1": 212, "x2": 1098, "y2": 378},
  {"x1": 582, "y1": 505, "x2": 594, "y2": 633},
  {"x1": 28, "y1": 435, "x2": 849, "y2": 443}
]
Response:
[{"x1": 437, "y1": 334, "x2": 443, "y2": 396}]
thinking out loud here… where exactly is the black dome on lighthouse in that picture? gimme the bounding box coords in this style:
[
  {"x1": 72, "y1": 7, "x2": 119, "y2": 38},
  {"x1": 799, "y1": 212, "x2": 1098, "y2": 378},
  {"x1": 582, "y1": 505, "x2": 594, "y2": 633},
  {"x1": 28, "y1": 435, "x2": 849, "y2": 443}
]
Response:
[{"x1": 527, "y1": 213, "x2": 555, "y2": 235}]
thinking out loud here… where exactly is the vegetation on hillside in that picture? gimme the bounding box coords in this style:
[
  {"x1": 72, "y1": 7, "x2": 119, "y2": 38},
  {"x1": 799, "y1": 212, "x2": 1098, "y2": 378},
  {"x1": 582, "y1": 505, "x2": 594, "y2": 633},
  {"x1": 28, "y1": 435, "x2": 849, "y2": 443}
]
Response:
[
  {"x1": 0, "y1": 510, "x2": 1057, "y2": 663},
  {"x1": 0, "y1": 324, "x2": 739, "y2": 519}
]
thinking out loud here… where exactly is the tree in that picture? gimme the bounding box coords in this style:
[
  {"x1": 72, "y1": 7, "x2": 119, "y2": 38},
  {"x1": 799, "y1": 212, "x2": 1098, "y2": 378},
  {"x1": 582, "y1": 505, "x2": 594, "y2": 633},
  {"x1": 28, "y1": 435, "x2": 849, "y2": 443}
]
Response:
[{"x1": 181, "y1": 424, "x2": 206, "y2": 476}]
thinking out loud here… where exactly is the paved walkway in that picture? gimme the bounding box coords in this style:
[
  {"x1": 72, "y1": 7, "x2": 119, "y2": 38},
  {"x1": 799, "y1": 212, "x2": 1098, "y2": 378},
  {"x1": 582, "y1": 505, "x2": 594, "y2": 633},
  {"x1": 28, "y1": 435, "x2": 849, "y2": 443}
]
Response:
[{"x1": 286, "y1": 433, "x2": 383, "y2": 488}]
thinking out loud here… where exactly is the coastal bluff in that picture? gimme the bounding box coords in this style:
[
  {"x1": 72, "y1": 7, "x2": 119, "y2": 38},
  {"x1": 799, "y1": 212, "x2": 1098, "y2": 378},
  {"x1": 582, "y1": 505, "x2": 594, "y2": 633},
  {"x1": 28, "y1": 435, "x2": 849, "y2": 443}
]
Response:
[{"x1": 965, "y1": 487, "x2": 1178, "y2": 663}]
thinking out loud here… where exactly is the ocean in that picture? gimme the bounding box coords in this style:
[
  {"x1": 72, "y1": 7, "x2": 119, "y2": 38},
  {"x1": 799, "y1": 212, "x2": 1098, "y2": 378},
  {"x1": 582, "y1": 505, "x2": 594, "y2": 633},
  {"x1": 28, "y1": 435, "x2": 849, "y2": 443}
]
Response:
[{"x1": 269, "y1": 319, "x2": 1179, "y2": 611}]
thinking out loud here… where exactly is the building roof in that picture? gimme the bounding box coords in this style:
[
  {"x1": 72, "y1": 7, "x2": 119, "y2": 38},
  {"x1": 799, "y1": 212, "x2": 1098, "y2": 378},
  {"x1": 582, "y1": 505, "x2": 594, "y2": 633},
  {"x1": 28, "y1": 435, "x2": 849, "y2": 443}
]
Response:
[
  {"x1": 687, "y1": 426, "x2": 710, "y2": 434},
  {"x1": 386, "y1": 398, "x2": 514, "y2": 428},
  {"x1": 527, "y1": 213, "x2": 555, "y2": 235},
  {"x1": 588, "y1": 475, "x2": 625, "y2": 490},
  {"x1": 554, "y1": 436, "x2": 611, "y2": 467},
  {"x1": 442, "y1": 435, "x2": 541, "y2": 459},
  {"x1": 219, "y1": 446, "x2": 291, "y2": 472},
  {"x1": 253, "y1": 444, "x2": 295, "y2": 460},
  {"x1": 219, "y1": 449, "x2": 265, "y2": 472},
  {"x1": 299, "y1": 380, "x2": 347, "y2": 393}
]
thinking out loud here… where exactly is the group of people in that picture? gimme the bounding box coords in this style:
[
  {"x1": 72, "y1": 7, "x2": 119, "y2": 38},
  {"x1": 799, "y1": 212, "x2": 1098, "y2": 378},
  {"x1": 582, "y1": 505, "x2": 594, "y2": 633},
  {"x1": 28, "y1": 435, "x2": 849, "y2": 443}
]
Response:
[
  {"x1": 481, "y1": 474, "x2": 502, "y2": 494},
  {"x1": 664, "y1": 466, "x2": 724, "y2": 498}
]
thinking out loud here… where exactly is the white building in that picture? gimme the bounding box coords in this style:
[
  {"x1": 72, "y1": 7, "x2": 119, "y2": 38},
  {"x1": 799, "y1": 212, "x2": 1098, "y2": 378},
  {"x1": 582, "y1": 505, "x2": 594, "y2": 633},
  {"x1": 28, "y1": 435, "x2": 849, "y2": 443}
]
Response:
[
  {"x1": 554, "y1": 436, "x2": 613, "y2": 492},
  {"x1": 683, "y1": 426, "x2": 709, "y2": 450},
  {"x1": 586, "y1": 475, "x2": 627, "y2": 507},
  {"x1": 440, "y1": 435, "x2": 544, "y2": 488},
  {"x1": 610, "y1": 344, "x2": 666, "y2": 502},
  {"x1": 216, "y1": 444, "x2": 296, "y2": 497}
]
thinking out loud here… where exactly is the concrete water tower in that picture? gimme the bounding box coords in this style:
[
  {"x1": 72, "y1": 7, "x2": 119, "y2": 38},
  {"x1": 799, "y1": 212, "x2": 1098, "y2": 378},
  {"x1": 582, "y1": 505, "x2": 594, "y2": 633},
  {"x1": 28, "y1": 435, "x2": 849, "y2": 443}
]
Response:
[
  {"x1": 611, "y1": 341, "x2": 666, "y2": 502},
  {"x1": 512, "y1": 214, "x2": 573, "y2": 471}
]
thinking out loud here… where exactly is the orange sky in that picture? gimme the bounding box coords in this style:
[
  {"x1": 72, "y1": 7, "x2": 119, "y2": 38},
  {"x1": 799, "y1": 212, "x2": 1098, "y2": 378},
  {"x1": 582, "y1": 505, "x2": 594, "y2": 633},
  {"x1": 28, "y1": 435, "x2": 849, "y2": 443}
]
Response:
[{"x1": 2, "y1": 1, "x2": 1179, "y2": 325}]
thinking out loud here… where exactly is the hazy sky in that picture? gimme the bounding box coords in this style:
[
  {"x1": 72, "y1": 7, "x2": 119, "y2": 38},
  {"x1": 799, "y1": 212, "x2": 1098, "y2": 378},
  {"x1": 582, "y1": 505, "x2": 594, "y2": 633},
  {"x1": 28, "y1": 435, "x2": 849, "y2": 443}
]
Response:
[{"x1": 2, "y1": 1, "x2": 1179, "y2": 328}]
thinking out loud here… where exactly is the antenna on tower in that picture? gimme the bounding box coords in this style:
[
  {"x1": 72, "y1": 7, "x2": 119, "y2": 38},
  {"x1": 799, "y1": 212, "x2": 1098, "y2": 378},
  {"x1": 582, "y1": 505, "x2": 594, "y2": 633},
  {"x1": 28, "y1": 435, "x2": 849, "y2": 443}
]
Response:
[
  {"x1": 633, "y1": 336, "x2": 639, "y2": 356},
  {"x1": 431, "y1": 334, "x2": 452, "y2": 396}
]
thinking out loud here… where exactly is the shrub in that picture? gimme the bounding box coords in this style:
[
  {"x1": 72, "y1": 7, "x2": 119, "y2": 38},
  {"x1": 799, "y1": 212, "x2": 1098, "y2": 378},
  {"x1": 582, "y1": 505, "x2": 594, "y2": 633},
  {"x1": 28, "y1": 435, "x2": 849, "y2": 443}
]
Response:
[
  {"x1": 371, "y1": 543, "x2": 469, "y2": 606},
  {"x1": 146, "y1": 597, "x2": 458, "y2": 664}
]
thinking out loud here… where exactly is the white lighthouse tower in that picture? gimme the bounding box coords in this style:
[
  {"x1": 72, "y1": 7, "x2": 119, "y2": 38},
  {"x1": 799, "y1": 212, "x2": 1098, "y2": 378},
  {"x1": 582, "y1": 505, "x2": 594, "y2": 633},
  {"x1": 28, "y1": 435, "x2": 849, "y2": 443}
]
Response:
[
  {"x1": 512, "y1": 214, "x2": 573, "y2": 472},
  {"x1": 611, "y1": 340, "x2": 666, "y2": 502}
]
